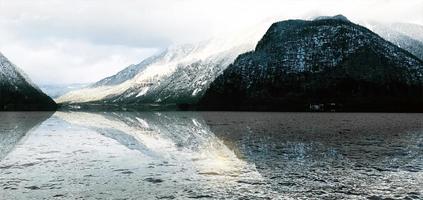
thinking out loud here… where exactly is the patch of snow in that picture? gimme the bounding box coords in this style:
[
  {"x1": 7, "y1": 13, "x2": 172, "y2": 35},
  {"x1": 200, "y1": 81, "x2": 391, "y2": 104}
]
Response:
[
  {"x1": 192, "y1": 88, "x2": 202, "y2": 96},
  {"x1": 136, "y1": 87, "x2": 149, "y2": 97},
  {"x1": 136, "y1": 117, "x2": 149, "y2": 128}
]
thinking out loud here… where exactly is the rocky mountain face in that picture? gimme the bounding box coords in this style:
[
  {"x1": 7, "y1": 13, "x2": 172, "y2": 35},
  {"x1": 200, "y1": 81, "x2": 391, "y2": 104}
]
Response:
[
  {"x1": 56, "y1": 23, "x2": 270, "y2": 106},
  {"x1": 199, "y1": 16, "x2": 423, "y2": 111},
  {"x1": 0, "y1": 52, "x2": 56, "y2": 111}
]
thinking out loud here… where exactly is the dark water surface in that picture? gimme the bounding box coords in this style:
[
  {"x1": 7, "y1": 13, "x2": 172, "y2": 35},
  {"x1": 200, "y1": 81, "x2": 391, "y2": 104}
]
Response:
[{"x1": 0, "y1": 112, "x2": 422, "y2": 199}]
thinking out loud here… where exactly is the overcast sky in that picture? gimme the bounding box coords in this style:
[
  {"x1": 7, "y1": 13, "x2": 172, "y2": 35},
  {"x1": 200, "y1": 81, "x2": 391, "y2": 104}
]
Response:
[{"x1": 1, "y1": 0, "x2": 422, "y2": 85}]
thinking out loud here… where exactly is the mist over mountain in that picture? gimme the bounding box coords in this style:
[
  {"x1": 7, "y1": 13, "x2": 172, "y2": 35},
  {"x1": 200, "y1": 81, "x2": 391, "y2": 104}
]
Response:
[
  {"x1": 364, "y1": 22, "x2": 423, "y2": 61},
  {"x1": 39, "y1": 83, "x2": 90, "y2": 99}
]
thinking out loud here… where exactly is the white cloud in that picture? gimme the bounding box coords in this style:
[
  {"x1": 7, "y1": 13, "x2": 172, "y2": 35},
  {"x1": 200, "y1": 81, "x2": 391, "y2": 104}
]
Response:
[
  {"x1": 0, "y1": 38, "x2": 157, "y2": 84},
  {"x1": 0, "y1": 0, "x2": 422, "y2": 84}
]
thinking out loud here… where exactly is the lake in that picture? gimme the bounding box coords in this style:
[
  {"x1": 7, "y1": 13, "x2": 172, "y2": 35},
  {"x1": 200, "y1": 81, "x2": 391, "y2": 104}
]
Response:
[{"x1": 0, "y1": 112, "x2": 422, "y2": 199}]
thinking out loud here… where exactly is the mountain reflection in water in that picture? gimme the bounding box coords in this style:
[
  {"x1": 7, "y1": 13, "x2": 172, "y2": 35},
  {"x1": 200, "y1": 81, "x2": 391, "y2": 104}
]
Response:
[
  {"x1": 55, "y1": 111, "x2": 261, "y2": 179},
  {"x1": 0, "y1": 111, "x2": 422, "y2": 199},
  {"x1": 0, "y1": 112, "x2": 53, "y2": 160}
]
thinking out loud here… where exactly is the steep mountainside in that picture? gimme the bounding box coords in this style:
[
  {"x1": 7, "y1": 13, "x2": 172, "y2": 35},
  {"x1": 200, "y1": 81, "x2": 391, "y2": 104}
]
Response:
[
  {"x1": 56, "y1": 23, "x2": 270, "y2": 106},
  {"x1": 0, "y1": 52, "x2": 56, "y2": 110},
  {"x1": 91, "y1": 52, "x2": 165, "y2": 87},
  {"x1": 199, "y1": 16, "x2": 423, "y2": 111}
]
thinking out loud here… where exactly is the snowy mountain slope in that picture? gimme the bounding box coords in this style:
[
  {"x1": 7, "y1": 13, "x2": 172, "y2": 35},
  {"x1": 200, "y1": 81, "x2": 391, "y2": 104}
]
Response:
[
  {"x1": 1, "y1": 52, "x2": 38, "y2": 89},
  {"x1": 90, "y1": 44, "x2": 199, "y2": 88},
  {"x1": 363, "y1": 22, "x2": 423, "y2": 60},
  {"x1": 199, "y1": 15, "x2": 423, "y2": 111},
  {"x1": 0, "y1": 52, "x2": 56, "y2": 110},
  {"x1": 388, "y1": 23, "x2": 423, "y2": 43},
  {"x1": 56, "y1": 43, "x2": 213, "y2": 103},
  {"x1": 56, "y1": 22, "x2": 271, "y2": 105},
  {"x1": 106, "y1": 43, "x2": 254, "y2": 104}
]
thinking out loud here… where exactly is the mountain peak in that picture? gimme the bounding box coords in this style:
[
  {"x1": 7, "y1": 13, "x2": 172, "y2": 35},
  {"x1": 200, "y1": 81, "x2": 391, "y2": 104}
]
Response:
[{"x1": 314, "y1": 14, "x2": 350, "y2": 22}]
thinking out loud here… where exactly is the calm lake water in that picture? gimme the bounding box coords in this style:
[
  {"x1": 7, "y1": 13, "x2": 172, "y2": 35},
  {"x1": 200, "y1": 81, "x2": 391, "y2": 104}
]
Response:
[{"x1": 0, "y1": 111, "x2": 422, "y2": 199}]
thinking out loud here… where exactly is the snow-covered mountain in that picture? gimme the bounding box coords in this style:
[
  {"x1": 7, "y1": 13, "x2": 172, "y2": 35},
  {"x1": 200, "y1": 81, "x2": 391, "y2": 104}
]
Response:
[
  {"x1": 363, "y1": 22, "x2": 423, "y2": 60},
  {"x1": 0, "y1": 52, "x2": 56, "y2": 110},
  {"x1": 57, "y1": 16, "x2": 423, "y2": 109},
  {"x1": 199, "y1": 15, "x2": 423, "y2": 111},
  {"x1": 56, "y1": 22, "x2": 271, "y2": 106}
]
